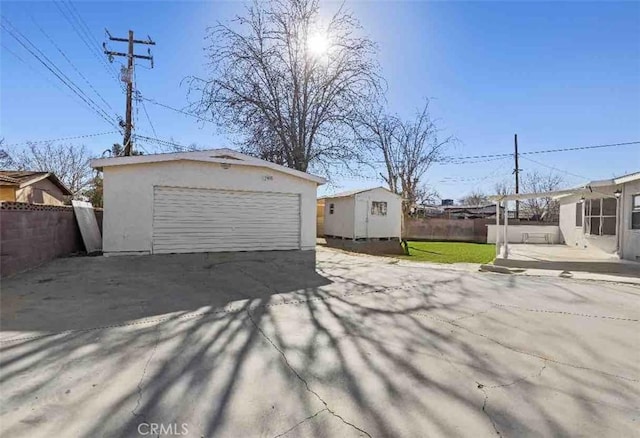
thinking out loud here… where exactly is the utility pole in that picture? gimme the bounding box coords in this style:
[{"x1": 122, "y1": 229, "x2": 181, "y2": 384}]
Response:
[
  {"x1": 104, "y1": 30, "x2": 154, "y2": 156},
  {"x1": 514, "y1": 133, "x2": 520, "y2": 220}
]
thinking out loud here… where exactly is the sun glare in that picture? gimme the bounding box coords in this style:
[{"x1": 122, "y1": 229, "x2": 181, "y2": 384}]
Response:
[{"x1": 307, "y1": 33, "x2": 330, "y2": 56}]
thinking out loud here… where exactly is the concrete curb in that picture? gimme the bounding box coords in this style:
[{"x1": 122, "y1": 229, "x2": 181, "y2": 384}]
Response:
[
  {"x1": 479, "y1": 264, "x2": 640, "y2": 286},
  {"x1": 479, "y1": 264, "x2": 514, "y2": 274}
]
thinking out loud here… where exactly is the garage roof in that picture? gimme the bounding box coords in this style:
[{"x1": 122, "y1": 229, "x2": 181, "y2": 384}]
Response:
[{"x1": 90, "y1": 149, "x2": 326, "y2": 184}]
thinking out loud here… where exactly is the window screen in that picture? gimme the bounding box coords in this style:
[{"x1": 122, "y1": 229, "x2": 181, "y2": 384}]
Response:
[{"x1": 584, "y1": 198, "x2": 617, "y2": 235}]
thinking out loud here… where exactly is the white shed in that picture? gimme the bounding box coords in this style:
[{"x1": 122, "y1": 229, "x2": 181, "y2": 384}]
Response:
[
  {"x1": 322, "y1": 187, "x2": 402, "y2": 240},
  {"x1": 90, "y1": 149, "x2": 325, "y2": 256}
]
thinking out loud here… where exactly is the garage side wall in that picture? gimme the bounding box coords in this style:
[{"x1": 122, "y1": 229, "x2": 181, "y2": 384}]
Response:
[{"x1": 102, "y1": 161, "x2": 317, "y2": 254}]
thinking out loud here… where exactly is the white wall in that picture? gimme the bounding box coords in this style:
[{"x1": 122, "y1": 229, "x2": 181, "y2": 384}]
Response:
[
  {"x1": 323, "y1": 196, "x2": 355, "y2": 238},
  {"x1": 558, "y1": 187, "x2": 619, "y2": 256},
  {"x1": 487, "y1": 224, "x2": 562, "y2": 244},
  {"x1": 559, "y1": 193, "x2": 585, "y2": 248},
  {"x1": 103, "y1": 160, "x2": 319, "y2": 254},
  {"x1": 620, "y1": 179, "x2": 640, "y2": 261},
  {"x1": 354, "y1": 188, "x2": 402, "y2": 239}
]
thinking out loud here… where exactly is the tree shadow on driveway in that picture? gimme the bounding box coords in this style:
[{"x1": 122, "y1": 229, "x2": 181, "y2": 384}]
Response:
[
  {"x1": 0, "y1": 251, "x2": 330, "y2": 335},
  {"x1": 1, "y1": 249, "x2": 639, "y2": 437}
]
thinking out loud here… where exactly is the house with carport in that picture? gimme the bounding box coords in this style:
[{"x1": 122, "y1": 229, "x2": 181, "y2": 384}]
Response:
[{"x1": 488, "y1": 171, "x2": 640, "y2": 274}]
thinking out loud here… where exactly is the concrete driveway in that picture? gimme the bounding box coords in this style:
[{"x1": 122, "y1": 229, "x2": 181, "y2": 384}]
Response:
[{"x1": 1, "y1": 247, "x2": 639, "y2": 437}]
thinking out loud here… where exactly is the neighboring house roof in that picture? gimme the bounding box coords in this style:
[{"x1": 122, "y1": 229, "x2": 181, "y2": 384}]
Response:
[
  {"x1": 0, "y1": 171, "x2": 73, "y2": 195},
  {"x1": 320, "y1": 186, "x2": 400, "y2": 199},
  {"x1": 0, "y1": 174, "x2": 20, "y2": 186},
  {"x1": 443, "y1": 203, "x2": 499, "y2": 211},
  {"x1": 443, "y1": 204, "x2": 500, "y2": 216},
  {"x1": 90, "y1": 149, "x2": 327, "y2": 185}
]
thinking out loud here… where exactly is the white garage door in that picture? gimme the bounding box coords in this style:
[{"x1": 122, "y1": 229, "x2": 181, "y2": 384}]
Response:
[{"x1": 152, "y1": 186, "x2": 300, "y2": 254}]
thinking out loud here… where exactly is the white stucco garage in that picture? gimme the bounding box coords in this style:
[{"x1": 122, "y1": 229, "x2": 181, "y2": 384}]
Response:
[{"x1": 91, "y1": 149, "x2": 326, "y2": 256}]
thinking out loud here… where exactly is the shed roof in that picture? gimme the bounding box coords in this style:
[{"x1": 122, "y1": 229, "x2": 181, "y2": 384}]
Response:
[
  {"x1": 0, "y1": 170, "x2": 73, "y2": 195},
  {"x1": 90, "y1": 149, "x2": 326, "y2": 185},
  {"x1": 320, "y1": 186, "x2": 400, "y2": 199}
]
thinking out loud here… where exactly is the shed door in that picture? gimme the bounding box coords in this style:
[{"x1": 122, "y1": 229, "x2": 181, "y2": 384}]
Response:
[
  {"x1": 354, "y1": 197, "x2": 369, "y2": 239},
  {"x1": 153, "y1": 186, "x2": 300, "y2": 254}
]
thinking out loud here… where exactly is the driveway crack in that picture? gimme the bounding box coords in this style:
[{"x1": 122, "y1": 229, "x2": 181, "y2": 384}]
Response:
[
  {"x1": 488, "y1": 361, "x2": 547, "y2": 389},
  {"x1": 478, "y1": 385, "x2": 502, "y2": 437},
  {"x1": 246, "y1": 308, "x2": 372, "y2": 438},
  {"x1": 410, "y1": 311, "x2": 639, "y2": 383},
  {"x1": 273, "y1": 408, "x2": 328, "y2": 437},
  {"x1": 131, "y1": 323, "x2": 161, "y2": 420}
]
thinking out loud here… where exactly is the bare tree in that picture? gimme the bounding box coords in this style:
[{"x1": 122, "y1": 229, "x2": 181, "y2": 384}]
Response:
[
  {"x1": 0, "y1": 138, "x2": 13, "y2": 168},
  {"x1": 494, "y1": 180, "x2": 513, "y2": 196},
  {"x1": 459, "y1": 190, "x2": 489, "y2": 206},
  {"x1": 356, "y1": 101, "x2": 451, "y2": 212},
  {"x1": 355, "y1": 107, "x2": 401, "y2": 192},
  {"x1": 188, "y1": 0, "x2": 380, "y2": 175},
  {"x1": 520, "y1": 170, "x2": 564, "y2": 221},
  {"x1": 9, "y1": 142, "x2": 93, "y2": 196}
]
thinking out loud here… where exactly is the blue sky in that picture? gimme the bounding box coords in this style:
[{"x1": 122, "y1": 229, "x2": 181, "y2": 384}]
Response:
[{"x1": 2, "y1": 0, "x2": 639, "y2": 199}]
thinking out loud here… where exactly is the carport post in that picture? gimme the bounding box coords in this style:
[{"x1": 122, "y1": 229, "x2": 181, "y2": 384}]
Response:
[
  {"x1": 503, "y1": 200, "x2": 509, "y2": 259},
  {"x1": 495, "y1": 201, "x2": 501, "y2": 256}
]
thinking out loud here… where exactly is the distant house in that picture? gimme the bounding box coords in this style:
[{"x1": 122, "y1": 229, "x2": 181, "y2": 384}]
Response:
[
  {"x1": 321, "y1": 187, "x2": 402, "y2": 240},
  {"x1": 0, "y1": 171, "x2": 72, "y2": 205},
  {"x1": 443, "y1": 204, "x2": 501, "y2": 219}
]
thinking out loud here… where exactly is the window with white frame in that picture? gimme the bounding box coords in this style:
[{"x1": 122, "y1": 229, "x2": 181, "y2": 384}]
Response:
[
  {"x1": 584, "y1": 198, "x2": 617, "y2": 236},
  {"x1": 329, "y1": 203, "x2": 335, "y2": 214},
  {"x1": 632, "y1": 195, "x2": 640, "y2": 230},
  {"x1": 371, "y1": 201, "x2": 387, "y2": 216}
]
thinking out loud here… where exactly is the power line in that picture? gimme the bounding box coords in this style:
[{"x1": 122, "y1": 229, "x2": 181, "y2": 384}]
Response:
[
  {"x1": 1, "y1": 18, "x2": 120, "y2": 129},
  {"x1": 133, "y1": 134, "x2": 190, "y2": 151},
  {"x1": 446, "y1": 141, "x2": 640, "y2": 161},
  {"x1": 438, "y1": 159, "x2": 508, "y2": 184},
  {"x1": 140, "y1": 96, "x2": 216, "y2": 124},
  {"x1": 3, "y1": 131, "x2": 120, "y2": 147},
  {"x1": 1, "y1": 41, "x2": 77, "y2": 100},
  {"x1": 31, "y1": 17, "x2": 118, "y2": 117},
  {"x1": 137, "y1": 91, "x2": 159, "y2": 139},
  {"x1": 437, "y1": 156, "x2": 509, "y2": 166},
  {"x1": 519, "y1": 155, "x2": 589, "y2": 181},
  {"x1": 60, "y1": 0, "x2": 122, "y2": 82},
  {"x1": 1, "y1": 16, "x2": 117, "y2": 124},
  {"x1": 53, "y1": 0, "x2": 121, "y2": 87}
]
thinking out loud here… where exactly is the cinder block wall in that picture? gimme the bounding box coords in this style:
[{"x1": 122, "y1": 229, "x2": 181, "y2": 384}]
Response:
[
  {"x1": 405, "y1": 218, "x2": 493, "y2": 243},
  {"x1": 0, "y1": 202, "x2": 103, "y2": 277}
]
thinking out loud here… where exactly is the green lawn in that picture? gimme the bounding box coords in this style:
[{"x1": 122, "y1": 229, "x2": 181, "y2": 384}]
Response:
[{"x1": 398, "y1": 241, "x2": 496, "y2": 264}]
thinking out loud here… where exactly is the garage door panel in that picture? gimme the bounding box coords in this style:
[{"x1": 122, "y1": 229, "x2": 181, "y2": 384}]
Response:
[{"x1": 152, "y1": 187, "x2": 300, "y2": 254}]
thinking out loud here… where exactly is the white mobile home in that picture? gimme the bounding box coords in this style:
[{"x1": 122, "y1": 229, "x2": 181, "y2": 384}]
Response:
[{"x1": 322, "y1": 187, "x2": 402, "y2": 240}]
